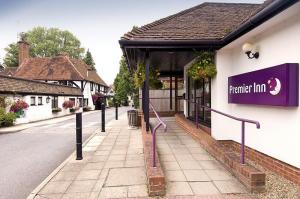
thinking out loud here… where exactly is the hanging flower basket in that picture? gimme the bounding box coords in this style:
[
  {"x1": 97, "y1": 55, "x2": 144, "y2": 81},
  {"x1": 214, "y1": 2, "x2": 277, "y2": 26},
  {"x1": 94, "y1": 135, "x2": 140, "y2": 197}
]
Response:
[
  {"x1": 9, "y1": 99, "x2": 29, "y2": 118},
  {"x1": 62, "y1": 100, "x2": 75, "y2": 109},
  {"x1": 92, "y1": 92, "x2": 105, "y2": 105},
  {"x1": 187, "y1": 51, "x2": 217, "y2": 80},
  {"x1": 133, "y1": 62, "x2": 162, "y2": 89}
]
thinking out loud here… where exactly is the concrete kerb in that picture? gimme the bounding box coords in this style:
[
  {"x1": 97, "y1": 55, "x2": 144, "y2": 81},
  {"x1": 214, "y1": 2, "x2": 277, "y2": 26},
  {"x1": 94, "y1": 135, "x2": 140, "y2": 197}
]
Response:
[
  {"x1": 26, "y1": 113, "x2": 120, "y2": 199},
  {"x1": 0, "y1": 110, "x2": 100, "y2": 134}
]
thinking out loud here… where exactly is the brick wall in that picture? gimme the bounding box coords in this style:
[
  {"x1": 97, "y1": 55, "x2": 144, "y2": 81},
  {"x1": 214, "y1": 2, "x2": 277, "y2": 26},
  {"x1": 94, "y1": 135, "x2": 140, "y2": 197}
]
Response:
[
  {"x1": 141, "y1": 115, "x2": 166, "y2": 196},
  {"x1": 175, "y1": 114, "x2": 266, "y2": 192},
  {"x1": 220, "y1": 140, "x2": 300, "y2": 185}
]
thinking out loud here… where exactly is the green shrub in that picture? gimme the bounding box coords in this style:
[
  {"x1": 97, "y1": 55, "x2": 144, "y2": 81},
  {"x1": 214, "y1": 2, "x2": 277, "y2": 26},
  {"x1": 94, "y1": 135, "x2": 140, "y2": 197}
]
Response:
[
  {"x1": 0, "y1": 108, "x2": 5, "y2": 123},
  {"x1": 0, "y1": 108, "x2": 16, "y2": 127},
  {"x1": 107, "y1": 99, "x2": 114, "y2": 107},
  {"x1": 2, "y1": 112, "x2": 16, "y2": 127}
]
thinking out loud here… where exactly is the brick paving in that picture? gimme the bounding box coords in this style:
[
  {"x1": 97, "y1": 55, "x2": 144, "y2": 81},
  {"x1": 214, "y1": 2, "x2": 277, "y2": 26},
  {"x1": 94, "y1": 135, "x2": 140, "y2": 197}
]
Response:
[{"x1": 155, "y1": 117, "x2": 250, "y2": 197}]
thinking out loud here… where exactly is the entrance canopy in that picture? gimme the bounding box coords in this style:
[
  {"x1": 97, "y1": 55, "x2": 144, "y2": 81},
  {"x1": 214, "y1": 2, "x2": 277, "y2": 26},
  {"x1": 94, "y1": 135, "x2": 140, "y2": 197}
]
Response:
[{"x1": 119, "y1": 1, "x2": 286, "y2": 130}]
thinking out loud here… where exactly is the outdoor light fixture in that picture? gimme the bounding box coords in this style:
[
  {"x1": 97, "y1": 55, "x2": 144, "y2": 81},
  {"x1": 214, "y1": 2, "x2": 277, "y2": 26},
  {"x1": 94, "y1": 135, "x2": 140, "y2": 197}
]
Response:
[
  {"x1": 242, "y1": 43, "x2": 259, "y2": 59},
  {"x1": 46, "y1": 96, "x2": 51, "y2": 103}
]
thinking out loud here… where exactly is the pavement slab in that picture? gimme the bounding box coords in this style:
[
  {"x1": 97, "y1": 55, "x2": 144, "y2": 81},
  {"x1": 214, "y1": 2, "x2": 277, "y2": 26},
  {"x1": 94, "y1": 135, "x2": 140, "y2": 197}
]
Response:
[
  {"x1": 32, "y1": 113, "x2": 148, "y2": 199},
  {"x1": 155, "y1": 117, "x2": 250, "y2": 198},
  {"x1": 105, "y1": 167, "x2": 146, "y2": 186}
]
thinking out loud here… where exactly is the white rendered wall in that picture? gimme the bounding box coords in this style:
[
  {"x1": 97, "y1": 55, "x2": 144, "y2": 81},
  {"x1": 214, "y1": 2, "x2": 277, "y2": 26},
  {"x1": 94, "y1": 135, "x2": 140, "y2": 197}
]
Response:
[
  {"x1": 80, "y1": 81, "x2": 95, "y2": 110},
  {"x1": 212, "y1": 3, "x2": 300, "y2": 168},
  {"x1": 12, "y1": 95, "x2": 81, "y2": 124}
]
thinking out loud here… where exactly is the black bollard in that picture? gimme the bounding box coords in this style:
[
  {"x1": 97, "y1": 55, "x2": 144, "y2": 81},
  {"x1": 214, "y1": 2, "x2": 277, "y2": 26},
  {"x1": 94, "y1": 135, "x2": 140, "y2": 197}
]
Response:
[
  {"x1": 76, "y1": 112, "x2": 83, "y2": 160},
  {"x1": 101, "y1": 103, "x2": 105, "y2": 132},
  {"x1": 115, "y1": 103, "x2": 118, "y2": 120}
]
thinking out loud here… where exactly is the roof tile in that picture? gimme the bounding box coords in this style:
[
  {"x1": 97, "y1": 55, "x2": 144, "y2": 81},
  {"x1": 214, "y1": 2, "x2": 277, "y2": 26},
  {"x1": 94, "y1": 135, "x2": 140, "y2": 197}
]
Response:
[
  {"x1": 121, "y1": 2, "x2": 266, "y2": 41},
  {"x1": 0, "y1": 75, "x2": 81, "y2": 96},
  {"x1": 14, "y1": 55, "x2": 107, "y2": 86}
]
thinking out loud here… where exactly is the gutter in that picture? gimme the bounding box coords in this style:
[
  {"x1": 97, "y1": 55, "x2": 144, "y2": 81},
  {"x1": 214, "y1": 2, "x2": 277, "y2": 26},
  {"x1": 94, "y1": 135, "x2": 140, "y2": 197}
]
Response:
[{"x1": 119, "y1": 39, "x2": 223, "y2": 49}]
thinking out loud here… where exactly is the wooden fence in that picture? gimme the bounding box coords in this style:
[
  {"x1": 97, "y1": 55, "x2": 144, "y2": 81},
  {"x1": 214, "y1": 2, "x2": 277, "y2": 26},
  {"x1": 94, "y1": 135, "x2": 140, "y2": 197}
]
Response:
[{"x1": 139, "y1": 89, "x2": 184, "y2": 112}]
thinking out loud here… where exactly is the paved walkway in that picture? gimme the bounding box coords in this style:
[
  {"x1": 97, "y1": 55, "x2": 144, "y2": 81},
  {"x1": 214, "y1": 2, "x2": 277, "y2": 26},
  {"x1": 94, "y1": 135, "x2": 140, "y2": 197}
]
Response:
[
  {"x1": 156, "y1": 118, "x2": 248, "y2": 197},
  {"x1": 31, "y1": 113, "x2": 148, "y2": 199},
  {"x1": 30, "y1": 115, "x2": 252, "y2": 199}
]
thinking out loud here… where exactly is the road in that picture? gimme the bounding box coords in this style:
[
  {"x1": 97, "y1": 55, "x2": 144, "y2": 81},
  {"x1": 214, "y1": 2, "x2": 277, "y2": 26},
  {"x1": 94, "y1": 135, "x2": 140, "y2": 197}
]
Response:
[{"x1": 0, "y1": 107, "x2": 129, "y2": 199}]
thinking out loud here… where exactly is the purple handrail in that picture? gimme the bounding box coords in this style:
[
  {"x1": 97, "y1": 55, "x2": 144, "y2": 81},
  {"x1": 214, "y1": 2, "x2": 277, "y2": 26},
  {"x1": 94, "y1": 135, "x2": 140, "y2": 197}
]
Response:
[
  {"x1": 149, "y1": 102, "x2": 167, "y2": 167},
  {"x1": 184, "y1": 98, "x2": 260, "y2": 164}
]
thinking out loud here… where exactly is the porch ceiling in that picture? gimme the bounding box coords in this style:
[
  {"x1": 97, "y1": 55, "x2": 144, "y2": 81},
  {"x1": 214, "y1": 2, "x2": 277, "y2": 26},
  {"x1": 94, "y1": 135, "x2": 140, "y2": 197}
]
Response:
[{"x1": 124, "y1": 48, "x2": 207, "y2": 76}]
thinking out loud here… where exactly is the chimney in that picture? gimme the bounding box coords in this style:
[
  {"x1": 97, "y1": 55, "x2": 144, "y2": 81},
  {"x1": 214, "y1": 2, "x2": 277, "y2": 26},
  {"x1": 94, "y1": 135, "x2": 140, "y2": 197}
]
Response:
[{"x1": 17, "y1": 34, "x2": 30, "y2": 66}]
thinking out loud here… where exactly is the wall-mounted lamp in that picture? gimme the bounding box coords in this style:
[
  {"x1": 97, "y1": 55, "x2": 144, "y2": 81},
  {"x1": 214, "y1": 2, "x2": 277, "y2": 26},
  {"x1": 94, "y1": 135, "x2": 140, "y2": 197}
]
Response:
[
  {"x1": 46, "y1": 96, "x2": 51, "y2": 103},
  {"x1": 242, "y1": 43, "x2": 259, "y2": 59}
]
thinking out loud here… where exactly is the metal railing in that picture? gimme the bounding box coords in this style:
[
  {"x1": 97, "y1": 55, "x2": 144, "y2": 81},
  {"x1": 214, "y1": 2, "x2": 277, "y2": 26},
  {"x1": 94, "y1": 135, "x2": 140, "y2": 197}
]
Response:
[
  {"x1": 184, "y1": 98, "x2": 260, "y2": 164},
  {"x1": 149, "y1": 102, "x2": 167, "y2": 167}
]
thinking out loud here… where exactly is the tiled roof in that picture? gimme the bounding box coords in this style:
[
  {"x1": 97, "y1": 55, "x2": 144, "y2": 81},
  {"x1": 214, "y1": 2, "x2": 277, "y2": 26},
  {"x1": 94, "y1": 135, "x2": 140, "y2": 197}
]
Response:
[
  {"x1": 14, "y1": 55, "x2": 108, "y2": 86},
  {"x1": 0, "y1": 67, "x2": 17, "y2": 76},
  {"x1": 0, "y1": 75, "x2": 81, "y2": 96},
  {"x1": 121, "y1": 2, "x2": 264, "y2": 41}
]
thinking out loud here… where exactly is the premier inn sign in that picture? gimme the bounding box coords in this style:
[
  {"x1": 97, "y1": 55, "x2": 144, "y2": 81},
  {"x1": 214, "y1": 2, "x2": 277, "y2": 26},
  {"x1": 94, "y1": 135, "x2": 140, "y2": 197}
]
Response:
[{"x1": 228, "y1": 63, "x2": 299, "y2": 106}]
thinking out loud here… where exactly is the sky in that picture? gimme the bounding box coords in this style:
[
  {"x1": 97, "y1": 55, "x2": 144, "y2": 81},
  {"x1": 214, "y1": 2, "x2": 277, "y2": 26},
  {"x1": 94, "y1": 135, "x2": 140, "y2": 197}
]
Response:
[{"x1": 0, "y1": 0, "x2": 264, "y2": 85}]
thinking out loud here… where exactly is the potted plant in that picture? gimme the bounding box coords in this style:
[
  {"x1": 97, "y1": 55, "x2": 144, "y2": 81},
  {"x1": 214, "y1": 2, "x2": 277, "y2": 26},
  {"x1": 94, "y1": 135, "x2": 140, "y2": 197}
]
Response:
[
  {"x1": 9, "y1": 99, "x2": 29, "y2": 118},
  {"x1": 187, "y1": 51, "x2": 217, "y2": 80}
]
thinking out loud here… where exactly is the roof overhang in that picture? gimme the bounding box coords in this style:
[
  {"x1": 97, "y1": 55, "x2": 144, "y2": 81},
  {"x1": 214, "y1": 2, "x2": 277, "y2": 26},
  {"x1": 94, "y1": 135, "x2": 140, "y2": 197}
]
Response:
[
  {"x1": 119, "y1": 39, "x2": 223, "y2": 50},
  {"x1": 120, "y1": 0, "x2": 299, "y2": 72}
]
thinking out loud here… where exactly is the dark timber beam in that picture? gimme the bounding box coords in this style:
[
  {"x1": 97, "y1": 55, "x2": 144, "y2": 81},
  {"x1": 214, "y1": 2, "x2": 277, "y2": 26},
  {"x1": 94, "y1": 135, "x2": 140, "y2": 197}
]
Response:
[
  {"x1": 145, "y1": 51, "x2": 150, "y2": 131},
  {"x1": 170, "y1": 75, "x2": 172, "y2": 110},
  {"x1": 142, "y1": 83, "x2": 145, "y2": 122},
  {"x1": 175, "y1": 76, "x2": 178, "y2": 113}
]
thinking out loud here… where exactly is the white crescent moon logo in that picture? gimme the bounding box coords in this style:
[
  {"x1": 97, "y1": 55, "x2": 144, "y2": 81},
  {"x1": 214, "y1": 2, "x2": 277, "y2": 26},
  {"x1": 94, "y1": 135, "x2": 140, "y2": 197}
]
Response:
[{"x1": 269, "y1": 78, "x2": 281, "y2": 95}]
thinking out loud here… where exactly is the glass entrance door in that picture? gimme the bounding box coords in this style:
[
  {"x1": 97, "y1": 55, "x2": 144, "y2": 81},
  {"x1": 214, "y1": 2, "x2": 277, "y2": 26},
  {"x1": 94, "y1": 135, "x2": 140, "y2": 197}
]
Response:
[{"x1": 188, "y1": 77, "x2": 211, "y2": 127}]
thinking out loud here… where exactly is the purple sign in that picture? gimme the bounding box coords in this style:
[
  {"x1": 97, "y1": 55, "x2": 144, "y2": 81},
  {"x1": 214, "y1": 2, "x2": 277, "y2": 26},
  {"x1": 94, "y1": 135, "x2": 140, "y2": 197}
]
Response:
[{"x1": 228, "y1": 63, "x2": 299, "y2": 106}]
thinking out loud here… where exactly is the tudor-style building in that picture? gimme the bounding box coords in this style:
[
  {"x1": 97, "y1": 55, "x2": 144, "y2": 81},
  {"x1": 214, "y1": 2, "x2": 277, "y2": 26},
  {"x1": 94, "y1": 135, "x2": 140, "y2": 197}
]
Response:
[
  {"x1": 13, "y1": 39, "x2": 108, "y2": 110},
  {"x1": 0, "y1": 75, "x2": 82, "y2": 124}
]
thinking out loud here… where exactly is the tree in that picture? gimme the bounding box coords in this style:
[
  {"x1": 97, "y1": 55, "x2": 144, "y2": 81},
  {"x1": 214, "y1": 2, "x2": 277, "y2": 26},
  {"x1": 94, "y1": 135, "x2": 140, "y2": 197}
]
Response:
[
  {"x1": 3, "y1": 43, "x2": 18, "y2": 67},
  {"x1": 3, "y1": 27, "x2": 85, "y2": 67},
  {"x1": 83, "y1": 49, "x2": 96, "y2": 70},
  {"x1": 113, "y1": 56, "x2": 134, "y2": 105}
]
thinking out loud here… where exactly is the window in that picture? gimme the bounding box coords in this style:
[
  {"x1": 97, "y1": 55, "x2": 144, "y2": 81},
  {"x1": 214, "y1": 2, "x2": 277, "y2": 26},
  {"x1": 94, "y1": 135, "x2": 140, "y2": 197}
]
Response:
[
  {"x1": 69, "y1": 98, "x2": 76, "y2": 106},
  {"x1": 38, "y1": 97, "x2": 43, "y2": 105},
  {"x1": 30, "y1": 97, "x2": 36, "y2": 106},
  {"x1": 52, "y1": 96, "x2": 58, "y2": 108},
  {"x1": 83, "y1": 98, "x2": 88, "y2": 107},
  {"x1": 90, "y1": 83, "x2": 94, "y2": 91},
  {"x1": 78, "y1": 98, "x2": 83, "y2": 107}
]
